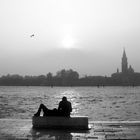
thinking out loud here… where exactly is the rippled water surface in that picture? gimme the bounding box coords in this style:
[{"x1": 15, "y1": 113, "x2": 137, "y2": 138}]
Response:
[{"x1": 0, "y1": 86, "x2": 140, "y2": 121}]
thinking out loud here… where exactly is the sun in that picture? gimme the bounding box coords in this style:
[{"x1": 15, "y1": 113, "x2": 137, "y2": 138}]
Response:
[
  {"x1": 62, "y1": 37, "x2": 75, "y2": 49},
  {"x1": 61, "y1": 24, "x2": 76, "y2": 49}
]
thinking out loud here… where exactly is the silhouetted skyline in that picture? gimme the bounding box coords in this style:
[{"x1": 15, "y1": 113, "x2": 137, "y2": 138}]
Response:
[{"x1": 1, "y1": 50, "x2": 140, "y2": 86}]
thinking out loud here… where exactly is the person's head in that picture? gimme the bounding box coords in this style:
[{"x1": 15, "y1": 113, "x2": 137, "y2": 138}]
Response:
[{"x1": 62, "y1": 96, "x2": 67, "y2": 101}]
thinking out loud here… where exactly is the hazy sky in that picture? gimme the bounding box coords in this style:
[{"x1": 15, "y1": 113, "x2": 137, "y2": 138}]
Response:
[{"x1": 0, "y1": 0, "x2": 140, "y2": 76}]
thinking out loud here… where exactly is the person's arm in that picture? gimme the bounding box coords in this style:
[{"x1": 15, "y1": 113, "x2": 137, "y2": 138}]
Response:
[
  {"x1": 69, "y1": 102, "x2": 72, "y2": 112},
  {"x1": 58, "y1": 102, "x2": 61, "y2": 111}
]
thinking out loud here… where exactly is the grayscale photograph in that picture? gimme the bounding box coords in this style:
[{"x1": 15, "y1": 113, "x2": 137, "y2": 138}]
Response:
[{"x1": 0, "y1": 0, "x2": 140, "y2": 139}]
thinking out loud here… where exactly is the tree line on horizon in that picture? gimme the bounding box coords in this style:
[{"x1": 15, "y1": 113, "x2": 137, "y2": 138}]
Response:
[{"x1": 0, "y1": 69, "x2": 140, "y2": 86}]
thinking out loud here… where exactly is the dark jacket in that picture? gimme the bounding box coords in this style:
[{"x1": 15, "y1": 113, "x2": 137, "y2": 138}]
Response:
[{"x1": 58, "y1": 100, "x2": 72, "y2": 117}]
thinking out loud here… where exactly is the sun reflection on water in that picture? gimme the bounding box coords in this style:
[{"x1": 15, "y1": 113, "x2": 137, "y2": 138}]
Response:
[{"x1": 58, "y1": 89, "x2": 81, "y2": 115}]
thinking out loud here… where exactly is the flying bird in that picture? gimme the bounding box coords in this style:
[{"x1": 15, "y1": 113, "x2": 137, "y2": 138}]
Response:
[{"x1": 30, "y1": 34, "x2": 34, "y2": 37}]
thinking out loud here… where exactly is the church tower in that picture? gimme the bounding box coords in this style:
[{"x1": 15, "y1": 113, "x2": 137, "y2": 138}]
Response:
[{"x1": 122, "y1": 49, "x2": 128, "y2": 73}]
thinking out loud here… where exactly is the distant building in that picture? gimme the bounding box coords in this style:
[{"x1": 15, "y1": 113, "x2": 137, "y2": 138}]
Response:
[
  {"x1": 121, "y1": 49, "x2": 134, "y2": 74},
  {"x1": 112, "y1": 49, "x2": 135, "y2": 76},
  {"x1": 111, "y1": 49, "x2": 140, "y2": 85}
]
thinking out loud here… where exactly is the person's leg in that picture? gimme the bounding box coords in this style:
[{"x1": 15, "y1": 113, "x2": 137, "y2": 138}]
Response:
[{"x1": 34, "y1": 104, "x2": 48, "y2": 116}]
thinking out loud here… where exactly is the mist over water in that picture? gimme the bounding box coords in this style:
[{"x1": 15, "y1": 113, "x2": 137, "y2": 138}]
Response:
[{"x1": 0, "y1": 86, "x2": 140, "y2": 121}]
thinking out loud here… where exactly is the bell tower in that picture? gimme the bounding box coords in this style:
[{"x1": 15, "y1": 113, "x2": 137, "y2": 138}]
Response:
[{"x1": 122, "y1": 49, "x2": 128, "y2": 73}]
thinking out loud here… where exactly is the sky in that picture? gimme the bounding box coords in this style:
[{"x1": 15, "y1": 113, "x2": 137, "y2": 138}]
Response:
[{"x1": 0, "y1": 0, "x2": 140, "y2": 77}]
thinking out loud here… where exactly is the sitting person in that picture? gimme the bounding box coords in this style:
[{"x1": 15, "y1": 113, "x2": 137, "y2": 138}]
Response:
[
  {"x1": 58, "y1": 96, "x2": 72, "y2": 117},
  {"x1": 34, "y1": 96, "x2": 72, "y2": 117}
]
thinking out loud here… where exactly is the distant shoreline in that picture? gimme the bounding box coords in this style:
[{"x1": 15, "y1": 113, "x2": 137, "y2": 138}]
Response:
[
  {"x1": 0, "y1": 85, "x2": 139, "y2": 87},
  {"x1": 1, "y1": 68, "x2": 140, "y2": 86}
]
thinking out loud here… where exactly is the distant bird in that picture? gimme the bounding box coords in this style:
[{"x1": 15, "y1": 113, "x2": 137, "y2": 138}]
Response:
[{"x1": 30, "y1": 34, "x2": 34, "y2": 37}]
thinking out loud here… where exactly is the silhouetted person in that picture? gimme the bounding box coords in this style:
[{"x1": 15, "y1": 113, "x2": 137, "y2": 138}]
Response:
[
  {"x1": 58, "y1": 96, "x2": 72, "y2": 117},
  {"x1": 34, "y1": 104, "x2": 58, "y2": 117},
  {"x1": 34, "y1": 96, "x2": 72, "y2": 117}
]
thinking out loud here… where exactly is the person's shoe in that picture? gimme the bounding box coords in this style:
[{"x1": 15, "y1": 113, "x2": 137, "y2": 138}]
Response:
[{"x1": 34, "y1": 112, "x2": 40, "y2": 117}]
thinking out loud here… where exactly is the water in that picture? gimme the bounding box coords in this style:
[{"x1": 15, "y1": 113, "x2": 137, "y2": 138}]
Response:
[{"x1": 0, "y1": 86, "x2": 140, "y2": 121}]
